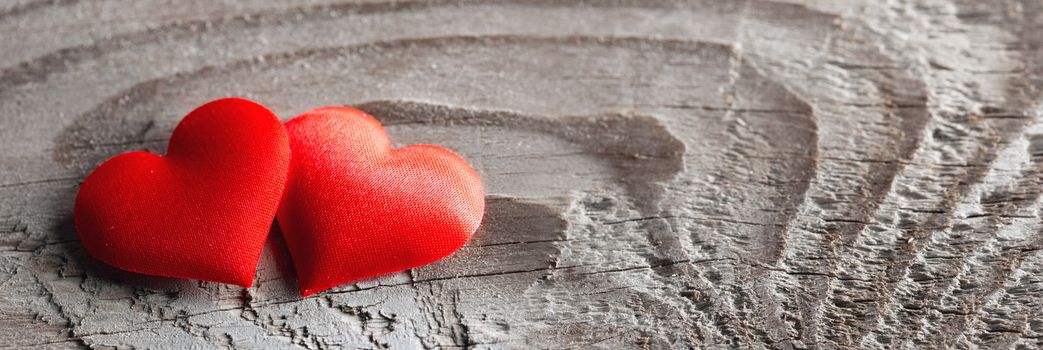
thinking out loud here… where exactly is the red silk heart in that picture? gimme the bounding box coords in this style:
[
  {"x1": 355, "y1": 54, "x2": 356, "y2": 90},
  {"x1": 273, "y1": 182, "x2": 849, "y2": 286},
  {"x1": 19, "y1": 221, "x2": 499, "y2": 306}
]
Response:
[
  {"x1": 74, "y1": 98, "x2": 290, "y2": 287},
  {"x1": 278, "y1": 107, "x2": 485, "y2": 296}
]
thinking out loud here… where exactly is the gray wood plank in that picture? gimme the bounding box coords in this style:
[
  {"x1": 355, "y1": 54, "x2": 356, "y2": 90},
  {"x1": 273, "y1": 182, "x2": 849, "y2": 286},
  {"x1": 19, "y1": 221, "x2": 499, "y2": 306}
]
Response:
[{"x1": 2, "y1": 0, "x2": 1042, "y2": 348}]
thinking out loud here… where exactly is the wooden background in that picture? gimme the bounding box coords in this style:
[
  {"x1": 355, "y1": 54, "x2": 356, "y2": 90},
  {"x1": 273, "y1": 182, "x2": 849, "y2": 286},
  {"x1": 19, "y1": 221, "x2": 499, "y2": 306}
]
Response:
[{"x1": 2, "y1": 0, "x2": 1042, "y2": 348}]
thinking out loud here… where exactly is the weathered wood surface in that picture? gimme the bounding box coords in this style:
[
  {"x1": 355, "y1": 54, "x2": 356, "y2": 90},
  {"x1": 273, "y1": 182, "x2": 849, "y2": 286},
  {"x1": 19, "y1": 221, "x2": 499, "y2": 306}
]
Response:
[{"x1": 2, "y1": 0, "x2": 1043, "y2": 348}]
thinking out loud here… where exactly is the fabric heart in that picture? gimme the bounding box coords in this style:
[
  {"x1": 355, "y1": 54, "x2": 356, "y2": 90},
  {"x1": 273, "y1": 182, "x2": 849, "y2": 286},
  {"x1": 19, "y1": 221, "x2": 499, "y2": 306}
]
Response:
[
  {"x1": 278, "y1": 106, "x2": 485, "y2": 296},
  {"x1": 75, "y1": 98, "x2": 290, "y2": 287}
]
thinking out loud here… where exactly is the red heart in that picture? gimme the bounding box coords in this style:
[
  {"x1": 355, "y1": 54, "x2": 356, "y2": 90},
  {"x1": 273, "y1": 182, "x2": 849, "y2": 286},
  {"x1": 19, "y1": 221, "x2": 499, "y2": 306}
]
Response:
[
  {"x1": 278, "y1": 107, "x2": 485, "y2": 296},
  {"x1": 74, "y1": 98, "x2": 290, "y2": 287}
]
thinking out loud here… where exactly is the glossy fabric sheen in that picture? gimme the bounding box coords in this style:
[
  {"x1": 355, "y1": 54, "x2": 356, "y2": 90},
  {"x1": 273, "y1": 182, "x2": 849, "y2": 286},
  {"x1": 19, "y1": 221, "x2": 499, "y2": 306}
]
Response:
[
  {"x1": 74, "y1": 98, "x2": 290, "y2": 287},
  {"x1": 278, "y1": 107, "x2": 485, "y2": 296}
]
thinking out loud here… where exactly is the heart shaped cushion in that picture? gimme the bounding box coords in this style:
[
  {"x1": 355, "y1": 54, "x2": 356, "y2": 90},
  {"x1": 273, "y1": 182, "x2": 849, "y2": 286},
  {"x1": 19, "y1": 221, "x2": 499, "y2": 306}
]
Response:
[
  {"x1": 74, "y1": 98, "x2": 290, "y2": 287},
  {"x1": 278, "y1": 106, "x2": 485, "y2": 296}
]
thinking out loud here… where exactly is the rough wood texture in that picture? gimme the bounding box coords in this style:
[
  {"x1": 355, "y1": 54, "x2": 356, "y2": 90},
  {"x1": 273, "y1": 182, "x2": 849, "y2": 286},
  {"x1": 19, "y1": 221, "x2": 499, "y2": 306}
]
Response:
[{"x1": 2, "y1": 0, "x2": 1043, "y2": 348}]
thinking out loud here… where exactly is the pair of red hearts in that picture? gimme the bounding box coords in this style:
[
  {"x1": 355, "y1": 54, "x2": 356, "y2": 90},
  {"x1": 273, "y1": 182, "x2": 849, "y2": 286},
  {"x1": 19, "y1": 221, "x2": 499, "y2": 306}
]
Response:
[{"x1": 74, "y1": 98, "x2": 485, "y2": 296}]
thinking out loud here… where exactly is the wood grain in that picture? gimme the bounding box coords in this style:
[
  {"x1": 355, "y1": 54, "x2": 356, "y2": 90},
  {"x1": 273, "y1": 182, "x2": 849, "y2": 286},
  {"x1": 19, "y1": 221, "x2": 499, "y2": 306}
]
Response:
[{"x1": 2, "y1": 0, "x2": 1043, "y2": 348}]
